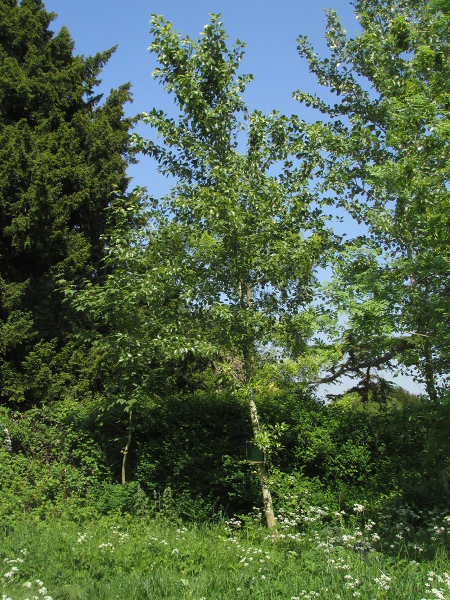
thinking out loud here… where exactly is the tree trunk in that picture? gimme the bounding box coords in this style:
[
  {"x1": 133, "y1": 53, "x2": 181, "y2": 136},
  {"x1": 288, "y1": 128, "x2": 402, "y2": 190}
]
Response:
[
  {"x1": 241, "y1": 280, "x2": 277, "y2": 529},
  {"x1": 424, "y1": 340, "x2": 438, "y2": 403},
  {"x1": 121, "y1": 410, "x2": 132, "y2": 485},
  {"x1": 249, "y1": 390, "x2": 277, "y2": 528}
]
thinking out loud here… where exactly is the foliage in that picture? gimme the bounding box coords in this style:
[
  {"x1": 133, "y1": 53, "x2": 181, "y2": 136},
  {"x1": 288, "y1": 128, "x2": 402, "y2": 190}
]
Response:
[
  {"x1": 135, "y1": 13, "x2": 334, "y2": 374},
  {"x1": 62, "y1": 189, "x2": 218, "y2": 409},
  {"x1": 0, "y1": 402, "x2": 109, "y2": 525},
  {"x1": 2, "y1": 0, "x2": 450, "y2": 554},
  {"x1": 60, "y1": 188, "x2": 220, "y2": 481},
  {"x1": 254, "y1": 384, "x2": 448, "y2": 512},
  {"x1": 1, "y1": 382, "x2": 447, "y2": 530},
  {"x1": 1, "y1": 506, "x2": 449, "y2": 599},
  {"x1": 0, "y1": 390, "x2": 258, "y2": 524},
  {"x1": 133, "y1": 12, "x2": 339, "y2": 526},
  {"x1": 295, "y1": 0, "x2": 450, "y2": 401},
  {"x1": 0, "y1": 0, "x2": 135, "y2": 408}
]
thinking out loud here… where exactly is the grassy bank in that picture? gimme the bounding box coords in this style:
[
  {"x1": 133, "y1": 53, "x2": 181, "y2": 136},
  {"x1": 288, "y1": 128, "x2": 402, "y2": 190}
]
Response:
[{"x1": 1, "y1": 503, "x2": 449, "y2": 600}]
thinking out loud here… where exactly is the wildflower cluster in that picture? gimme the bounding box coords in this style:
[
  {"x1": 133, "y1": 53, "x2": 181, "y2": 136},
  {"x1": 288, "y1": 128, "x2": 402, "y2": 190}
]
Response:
[
  {"x1": 1, "y1": 550, "x2": 52, "y2": 600},
  {"x1": 291, "y1": 590, "x2": 321, "y2": 599},
  {"x1": 110, "y1": 525, "x2": 129, "y2": 543},
  {"x1": 421, "y1": 570, "x2": 450, "y2": 600},
  {"x1": 224, "y1": 535, "x2": 272, "y2": 583},
  {"x1": 1, "y1": 502, "x2": 449, "y2": 599},
  {"x1": 230, "y1": 499, "x2": 450, "y2": 598},
  {"x1": 224, "y1": 517, "x2": 243, "y2": 532},
  {"x1": 373, "y1": 571, "x2": 391, "y2": 591}
]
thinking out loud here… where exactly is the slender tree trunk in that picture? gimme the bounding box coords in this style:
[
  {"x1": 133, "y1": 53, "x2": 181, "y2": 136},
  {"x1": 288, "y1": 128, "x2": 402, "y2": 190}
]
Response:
[
  {"x1": 241, "y1": 280, "x2": 277, "y2": 529},
  {"x1": 423, "y1": 340, "x2": 438, "y2": 403},
  {"x1": 121, "y1": 410, "x2": 133, "y2": 485},
  {"x1": 248, "y1": 389, "x2": 277, "y2": 528}
]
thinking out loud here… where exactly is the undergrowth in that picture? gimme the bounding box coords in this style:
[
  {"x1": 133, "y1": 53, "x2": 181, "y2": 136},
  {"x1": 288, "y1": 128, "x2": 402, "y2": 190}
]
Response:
[{"x1": 1, "y1": 503, "x2": 449, "y2": 599}]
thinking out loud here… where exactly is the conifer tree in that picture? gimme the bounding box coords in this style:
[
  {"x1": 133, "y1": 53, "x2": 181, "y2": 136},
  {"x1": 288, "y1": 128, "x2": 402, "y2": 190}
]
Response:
[{"x1": 0, "y1": 0, "x2": 135, "y2": 406}]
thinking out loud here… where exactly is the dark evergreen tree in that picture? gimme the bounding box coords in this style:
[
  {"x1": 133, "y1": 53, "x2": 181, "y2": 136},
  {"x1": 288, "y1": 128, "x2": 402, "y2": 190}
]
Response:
[{"x1": 0, "y1": 0, "x2": 135, "y2": 407}]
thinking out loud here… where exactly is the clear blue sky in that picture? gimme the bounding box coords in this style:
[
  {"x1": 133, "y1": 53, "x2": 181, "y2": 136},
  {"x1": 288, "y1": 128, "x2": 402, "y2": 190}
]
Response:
[
  {"x1": 42, "y1": 0, "x2": 424, "y2": 397},
  {"x1": 43, "y1": 0, "x2": 359, "y2": 194}
]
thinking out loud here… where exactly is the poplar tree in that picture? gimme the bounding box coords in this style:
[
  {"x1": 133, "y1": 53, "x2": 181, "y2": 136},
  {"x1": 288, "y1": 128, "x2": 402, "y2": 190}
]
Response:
[{"x1": 135, "y1": 14, "x2": 332, "y2": 527}]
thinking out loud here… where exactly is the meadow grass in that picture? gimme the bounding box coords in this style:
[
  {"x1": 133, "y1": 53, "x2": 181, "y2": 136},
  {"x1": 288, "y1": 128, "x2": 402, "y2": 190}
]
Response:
[{"x1": 1, "y1": 503, "x2": 449, "y2": 600}]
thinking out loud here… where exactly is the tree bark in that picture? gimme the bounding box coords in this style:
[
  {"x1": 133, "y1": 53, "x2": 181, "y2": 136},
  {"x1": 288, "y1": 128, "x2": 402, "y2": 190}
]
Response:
[
  {"x1": 121, "y1": 410, "x2": 132, "y2": 485},
  {"x1": 249, "y1": 389, "x2": 277, "y2": 528},
  {"x1": 241, "y1": 280, "x2": 277, "y2": 529},
  {"x1": 423, "y1": 340, "x2": 438, "y2": 403}
]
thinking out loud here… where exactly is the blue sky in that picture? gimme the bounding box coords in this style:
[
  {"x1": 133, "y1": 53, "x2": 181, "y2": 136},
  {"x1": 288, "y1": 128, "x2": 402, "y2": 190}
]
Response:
[
  {"x1": 43, "y1": 0, "x2": 359, "y2": 195},
  {"x1": 42, "y1": 0, "x2": 425, "y2": 397},
  {"x1": 43, "y1": 1, "x2": 359, "y2": 116}
]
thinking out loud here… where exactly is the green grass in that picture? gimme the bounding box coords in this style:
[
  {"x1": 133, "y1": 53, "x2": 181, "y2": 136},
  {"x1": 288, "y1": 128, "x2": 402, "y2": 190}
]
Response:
[{"x1": 1, "y1": 505, "x2": 449, "y2": 600}]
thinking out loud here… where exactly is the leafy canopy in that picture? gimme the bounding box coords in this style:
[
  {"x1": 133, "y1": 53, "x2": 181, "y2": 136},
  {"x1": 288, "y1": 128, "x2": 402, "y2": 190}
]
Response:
[
  {"x1": 295, "y1": 0, "x2": 450, "y2": 397},
  {"x1": 135, "y1": 14, "x2": 334, "y2": 375}
]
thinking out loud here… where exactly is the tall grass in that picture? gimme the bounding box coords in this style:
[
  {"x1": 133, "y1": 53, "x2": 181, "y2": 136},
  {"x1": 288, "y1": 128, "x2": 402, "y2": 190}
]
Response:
[{"x1": 1, "y1": 503, "x2": 449, "y2": 599}]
